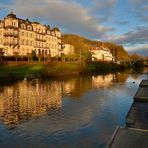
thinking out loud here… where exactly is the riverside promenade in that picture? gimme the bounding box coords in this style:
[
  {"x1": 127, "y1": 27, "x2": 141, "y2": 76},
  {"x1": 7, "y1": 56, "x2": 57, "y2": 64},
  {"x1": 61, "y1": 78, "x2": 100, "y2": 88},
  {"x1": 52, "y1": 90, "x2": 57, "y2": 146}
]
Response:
[{"x1": 108, "y1": 80, "x2": 148, "y2": 148}]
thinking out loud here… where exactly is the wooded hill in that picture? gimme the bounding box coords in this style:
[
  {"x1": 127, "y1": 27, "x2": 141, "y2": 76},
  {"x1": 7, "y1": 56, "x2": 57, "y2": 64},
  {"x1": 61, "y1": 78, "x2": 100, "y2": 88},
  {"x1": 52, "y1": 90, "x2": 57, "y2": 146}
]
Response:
[{"x1": 62, "y1": 34, "x2": 130, "y2": 60}]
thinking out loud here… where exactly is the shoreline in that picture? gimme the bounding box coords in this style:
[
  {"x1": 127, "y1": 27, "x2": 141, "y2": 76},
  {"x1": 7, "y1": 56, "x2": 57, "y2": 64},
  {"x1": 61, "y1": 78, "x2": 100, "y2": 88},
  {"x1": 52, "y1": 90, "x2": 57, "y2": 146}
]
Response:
[{"x1": 0, "y1": 61, "x2": 129, "y2": 85}]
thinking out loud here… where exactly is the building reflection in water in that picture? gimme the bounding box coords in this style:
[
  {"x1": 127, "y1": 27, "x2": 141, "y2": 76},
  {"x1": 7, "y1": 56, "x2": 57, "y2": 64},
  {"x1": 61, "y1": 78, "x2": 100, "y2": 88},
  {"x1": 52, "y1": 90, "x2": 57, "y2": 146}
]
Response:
[
  {"x1": 0, "y1": 73, "x2": 128, "y2": 127},
  {"x1": 62, "y1": 73, "x2": 128, "y2": 98},
  {"x1": 92, "y1": 74, "x2": 114, "y2": 88},
  {"x1": 0, "y1": 80, "x2": 62, "y2": 127},
  {"x1": 62, "y1": 76, "x2": 93, "y2": 98}
]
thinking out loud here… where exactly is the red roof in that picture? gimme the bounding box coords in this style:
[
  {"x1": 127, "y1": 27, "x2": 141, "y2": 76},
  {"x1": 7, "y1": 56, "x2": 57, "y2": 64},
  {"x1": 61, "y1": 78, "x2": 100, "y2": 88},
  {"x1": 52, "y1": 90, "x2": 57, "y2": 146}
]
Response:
[{"x1": 90, "y1": 46, "x2": 109, "y2": 51}]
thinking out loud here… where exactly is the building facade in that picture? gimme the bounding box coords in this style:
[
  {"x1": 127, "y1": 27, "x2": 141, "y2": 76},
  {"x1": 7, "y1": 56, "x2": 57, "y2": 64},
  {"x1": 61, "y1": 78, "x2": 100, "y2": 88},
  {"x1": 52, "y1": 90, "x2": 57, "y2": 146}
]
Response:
[
  {"x1": 90, "y1": 45, "x2": 114, "y2": 62},
  {"x1": 0, "y1": 12, "x2": 62, "y2": 57},
  {"x1": 62, "y1": 44, "x2": 74, "y2": 55}
]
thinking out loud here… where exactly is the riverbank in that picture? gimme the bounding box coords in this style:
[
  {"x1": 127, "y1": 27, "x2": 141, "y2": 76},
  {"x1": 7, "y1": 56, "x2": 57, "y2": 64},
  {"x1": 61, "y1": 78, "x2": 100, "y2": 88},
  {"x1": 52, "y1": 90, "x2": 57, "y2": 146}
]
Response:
[{"x1": 0, "y1": 61, "x2": 127, "y2": 85}]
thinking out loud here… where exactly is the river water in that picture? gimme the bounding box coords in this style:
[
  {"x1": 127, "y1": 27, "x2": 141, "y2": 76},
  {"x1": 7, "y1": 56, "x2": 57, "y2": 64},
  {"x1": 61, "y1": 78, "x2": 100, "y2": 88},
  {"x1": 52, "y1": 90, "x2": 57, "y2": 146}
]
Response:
[{"x1": 0, "y1": 71, "x2": 147, "y2": 148}]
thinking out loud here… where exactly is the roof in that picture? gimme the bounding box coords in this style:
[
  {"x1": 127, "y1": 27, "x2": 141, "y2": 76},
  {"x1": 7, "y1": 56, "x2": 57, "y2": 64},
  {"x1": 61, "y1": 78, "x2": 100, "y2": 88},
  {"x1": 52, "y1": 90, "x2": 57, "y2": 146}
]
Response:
[
  {"x1": 4, "y1": 12, "x2": 61, "y2": 32},
  {"x1": 53, "y1": 27, "x2": 60, "y2": 31},
  {"x1": 91, "y1": 46, "x2": 110, "y2": 51},
  {"x1": 6, "y1": 12, "x2": 17, "y2": 19}
]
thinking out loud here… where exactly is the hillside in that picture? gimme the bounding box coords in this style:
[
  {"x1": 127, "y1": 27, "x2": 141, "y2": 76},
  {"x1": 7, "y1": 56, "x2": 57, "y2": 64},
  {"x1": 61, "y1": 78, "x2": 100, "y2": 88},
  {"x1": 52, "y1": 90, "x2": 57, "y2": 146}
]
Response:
[{"x1": 62, "y1": 34, "x2": 129, "y2": 60}]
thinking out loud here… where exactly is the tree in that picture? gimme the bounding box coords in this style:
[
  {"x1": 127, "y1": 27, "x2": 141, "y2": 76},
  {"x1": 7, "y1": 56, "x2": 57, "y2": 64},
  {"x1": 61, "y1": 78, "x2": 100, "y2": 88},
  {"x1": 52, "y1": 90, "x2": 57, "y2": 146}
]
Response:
[{"x1": 31, "y1": 50, "x2": 37, "y2": 61}]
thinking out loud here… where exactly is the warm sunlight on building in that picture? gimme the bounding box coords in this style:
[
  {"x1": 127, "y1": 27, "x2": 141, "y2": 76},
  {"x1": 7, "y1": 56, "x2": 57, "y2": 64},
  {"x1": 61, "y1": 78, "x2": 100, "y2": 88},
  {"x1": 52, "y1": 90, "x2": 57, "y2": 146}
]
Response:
[
  {"x1": 90, "y1": 45, "x2": 114, "y2": 62},
  {"x1": 62, "y1": 44, "x2": 74, "y2": 55},
  {"x1": 0, "y1": 12, "x2": 62, "y2": 57}
]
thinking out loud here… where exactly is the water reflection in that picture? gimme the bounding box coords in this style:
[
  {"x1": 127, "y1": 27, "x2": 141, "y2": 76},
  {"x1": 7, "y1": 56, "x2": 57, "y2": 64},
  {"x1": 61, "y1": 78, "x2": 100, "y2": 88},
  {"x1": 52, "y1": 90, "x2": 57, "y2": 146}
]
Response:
[
  {"x1": 92, "y1": 74, "x2": 114, "y2": 88},
  {"x1": 0, "y1": 80, "x2": 62, "y2": 127},
  {"x1": 0, "y1": 71, "x2": 146, "y2": 148},
  {"x1": 0, "y1": 73, "x2": 129, "y2": 127}
]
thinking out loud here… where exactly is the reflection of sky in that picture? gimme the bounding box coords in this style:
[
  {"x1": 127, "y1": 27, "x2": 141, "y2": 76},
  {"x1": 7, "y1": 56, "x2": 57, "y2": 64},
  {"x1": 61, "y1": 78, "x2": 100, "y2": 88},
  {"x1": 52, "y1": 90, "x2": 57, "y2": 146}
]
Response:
[{"x1": 0, "y1": 73, "x2": 146, "y2": 147}]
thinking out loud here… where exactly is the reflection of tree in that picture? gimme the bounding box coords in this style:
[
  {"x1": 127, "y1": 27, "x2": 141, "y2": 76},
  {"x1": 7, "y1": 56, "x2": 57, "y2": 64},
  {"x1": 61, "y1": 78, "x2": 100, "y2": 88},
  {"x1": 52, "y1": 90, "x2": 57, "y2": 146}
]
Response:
[
  {"x1": 114, "y1": 73, "x2": 129, "y2": 83},
  {"x1": 62, "y1": 73, "x2": 129, "y2": 99},
  {"x1": 62, "y1": 76, "x2": 93, "y2": 99},
  {"x1": 0, "y1": 80, "x2": 62, "y2": 127},
  {"x1": 13, "y1": 51, "x2": 19, "y2": 61},
  {"x1": 0, "y1": 49, "x2": 4, "y2": 62}
]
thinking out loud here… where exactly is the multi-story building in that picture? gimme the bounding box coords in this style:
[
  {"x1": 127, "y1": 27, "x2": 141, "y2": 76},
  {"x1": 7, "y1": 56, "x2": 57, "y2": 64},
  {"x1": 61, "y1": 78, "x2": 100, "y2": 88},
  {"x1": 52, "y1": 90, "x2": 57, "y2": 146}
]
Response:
[
  {"x1": 90, "y1": 45, "x2": 114, "y2": 62},
  {"x1": 0, "y1": 12, "x2": 62, "y2": 57}
]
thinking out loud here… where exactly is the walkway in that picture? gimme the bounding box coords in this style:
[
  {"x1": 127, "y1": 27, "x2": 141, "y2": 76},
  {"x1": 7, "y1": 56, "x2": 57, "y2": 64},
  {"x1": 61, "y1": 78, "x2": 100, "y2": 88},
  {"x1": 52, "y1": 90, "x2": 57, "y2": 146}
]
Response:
[{"x1": 108, "y1": 80, "x2": 148, "y2": 148}]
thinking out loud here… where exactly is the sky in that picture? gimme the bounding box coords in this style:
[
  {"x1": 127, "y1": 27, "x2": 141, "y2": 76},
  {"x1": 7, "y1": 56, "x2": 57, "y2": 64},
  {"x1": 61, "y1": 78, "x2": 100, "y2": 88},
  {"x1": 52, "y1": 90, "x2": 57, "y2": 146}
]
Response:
[{"x1": 0, "y1": 0, "x2": 148, "y2": 56}]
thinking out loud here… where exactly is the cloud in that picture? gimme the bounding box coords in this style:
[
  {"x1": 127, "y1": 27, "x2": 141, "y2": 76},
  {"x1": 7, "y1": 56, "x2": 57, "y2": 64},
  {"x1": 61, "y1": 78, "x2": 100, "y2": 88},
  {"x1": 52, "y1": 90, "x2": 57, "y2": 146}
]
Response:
[
  {"x1": 0, "y1": 0, "x2": 114, "y2": 39},
  {"x1": 128, "y1": 0, "x2": 148, "y2": 21},
  {"x1": 90, "y1": 0, "x2": 117, "y2": 22},
  {"x1": 126, "y1": 44, "x2": 148, "y2": 56},
  {"x1": 115, "y1": 20, "x2": 129, "y2": 25},
  {"x1": 107, "y1": 26, "x2": 148, "y2": 46}
]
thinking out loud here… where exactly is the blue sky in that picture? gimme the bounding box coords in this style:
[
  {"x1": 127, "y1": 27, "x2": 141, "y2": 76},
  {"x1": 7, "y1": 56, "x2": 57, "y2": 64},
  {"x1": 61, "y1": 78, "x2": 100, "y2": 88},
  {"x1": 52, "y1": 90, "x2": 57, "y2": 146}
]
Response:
[{"x1": 0, "y1": 0, "x2": 148, "y2": 56}]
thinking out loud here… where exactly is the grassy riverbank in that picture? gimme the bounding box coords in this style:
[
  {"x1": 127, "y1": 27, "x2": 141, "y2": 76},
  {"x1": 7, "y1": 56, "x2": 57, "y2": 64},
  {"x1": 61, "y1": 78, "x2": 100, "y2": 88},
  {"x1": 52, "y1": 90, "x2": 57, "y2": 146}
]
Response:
[{"x1": 0, "y1": 61, "x2": 127, "y2": 84}]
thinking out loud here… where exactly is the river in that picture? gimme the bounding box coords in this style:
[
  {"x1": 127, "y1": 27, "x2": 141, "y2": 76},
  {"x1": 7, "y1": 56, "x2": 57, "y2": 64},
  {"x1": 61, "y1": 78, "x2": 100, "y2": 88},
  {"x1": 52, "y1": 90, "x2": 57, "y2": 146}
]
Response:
[{"x1": 0, "y1": 71, "x2": 147, "y2": 148}]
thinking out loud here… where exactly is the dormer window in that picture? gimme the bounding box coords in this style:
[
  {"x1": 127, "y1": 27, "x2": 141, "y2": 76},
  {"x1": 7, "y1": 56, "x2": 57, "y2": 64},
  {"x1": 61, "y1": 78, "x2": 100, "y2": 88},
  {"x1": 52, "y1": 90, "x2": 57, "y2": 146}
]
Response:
[
  {"x1": 21, "y1": 24, "x2": 26, "y2": 29},
  {"x1": 27, "y1": 25, "x2": 32, "y2": 30},
  {"x1": 12, "y1": 22, "x2": 16, "y2": 27}
]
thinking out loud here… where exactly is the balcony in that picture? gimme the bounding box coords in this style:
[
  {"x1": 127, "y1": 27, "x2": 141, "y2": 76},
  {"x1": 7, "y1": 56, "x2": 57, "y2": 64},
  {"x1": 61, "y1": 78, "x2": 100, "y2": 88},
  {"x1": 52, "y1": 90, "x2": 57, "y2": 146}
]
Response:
[
  {"x1": 4, "y1": 32, "x2": 18, "y2": 37},
  {"x1": 4, "y1": 26, "x2": 18, "y2": 30},
  {"x1": 34, "y1": 45, "x2": 49, "y2": 49},
  {"x1": 3, "y1": 42, "x2": 19, "y2": 47},
  {"x1": 35, "y1": 38, "x2": 46, "y2": 42}
]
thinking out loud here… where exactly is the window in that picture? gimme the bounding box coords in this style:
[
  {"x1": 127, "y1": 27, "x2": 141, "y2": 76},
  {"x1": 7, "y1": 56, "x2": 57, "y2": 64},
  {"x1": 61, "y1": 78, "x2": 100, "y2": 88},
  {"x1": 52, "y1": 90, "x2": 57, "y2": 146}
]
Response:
[
  {"x1": 21, "y1": 39, "x2": 24, "y2": 45},
  {"x1": 30, "y1": 41, "x2": 33, "y2": 46},
  {"x1": 22, "y1": 31, "x2": 24, "y2": 36},
  {"x1": 27, "y1": 25, "x2": 32, "y2": 30},
  {"x1": 12, "y1": 22, "x2": 16, "y2": 27},
  {"x1": 21, "y1": 24, "x2": 26, "y2": 29}
]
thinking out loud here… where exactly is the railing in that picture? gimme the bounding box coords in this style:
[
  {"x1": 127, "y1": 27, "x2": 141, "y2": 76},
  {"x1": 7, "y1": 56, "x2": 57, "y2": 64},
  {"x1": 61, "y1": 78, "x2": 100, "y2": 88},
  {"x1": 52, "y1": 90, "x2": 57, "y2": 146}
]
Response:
[
  {"x1": 34, "y1": 45, "x2": 49, "y2": 48},
  {"x1": 4, "y1": 26, "x2": 18, "y2": 30},
  {"x1": 3, "y1": 42, "x2": 19, "y2": 46},
  {"x1": 35, "y1": 38, "x2": 46, "y2": 42},
  {"x1": 4, "y1": 32, "x2": 18, "y2": 37},
  {"x1": 36, "y1": 32, "x2": 46, "y2": 35}
]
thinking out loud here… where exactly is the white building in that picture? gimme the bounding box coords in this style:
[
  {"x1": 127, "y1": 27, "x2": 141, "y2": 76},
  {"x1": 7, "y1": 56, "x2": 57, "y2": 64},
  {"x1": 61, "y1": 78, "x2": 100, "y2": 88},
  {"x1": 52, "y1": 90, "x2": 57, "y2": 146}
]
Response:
[
  {"x1": 90, "y1": 45, "x2": 113, "y2": 62},
  {"x1": 62, "y1": 44, "x2": 74, "y2": 55}
]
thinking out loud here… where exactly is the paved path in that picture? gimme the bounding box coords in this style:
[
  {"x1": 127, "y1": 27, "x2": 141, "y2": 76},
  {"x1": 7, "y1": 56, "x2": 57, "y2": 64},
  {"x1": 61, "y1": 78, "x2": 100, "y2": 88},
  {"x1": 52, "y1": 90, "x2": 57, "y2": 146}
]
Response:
[{"x1": 108, "y1": 127, "x2": 148, "y2": 148}]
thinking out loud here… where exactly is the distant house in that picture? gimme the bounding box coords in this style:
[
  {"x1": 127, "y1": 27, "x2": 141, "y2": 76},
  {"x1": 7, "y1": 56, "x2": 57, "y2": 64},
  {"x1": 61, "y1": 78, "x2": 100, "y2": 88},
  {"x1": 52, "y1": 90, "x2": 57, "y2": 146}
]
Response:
[
  {"x1": 90, "y1": 45, "x2": 113, "y2": 62},
  {"x1": 62, "y1": 44, "x2": 74, "y2": 55}
]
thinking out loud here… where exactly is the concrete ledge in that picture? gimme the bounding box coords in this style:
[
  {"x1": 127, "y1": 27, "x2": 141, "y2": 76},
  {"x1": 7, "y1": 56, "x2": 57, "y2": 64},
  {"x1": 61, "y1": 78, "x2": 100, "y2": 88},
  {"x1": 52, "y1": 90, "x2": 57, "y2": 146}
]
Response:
[
  {"x1": 139, "y1": 80, "x2": 148, "y2": 87},
  {"x1": 134, "y1": 87, "x2": 148, "y2": 102},
  {"x1": 108, "y1": 127, "x2": 148, "y2": 148},
  {"x1": 126, "y1": 102, "x2": 148, "y2": 130}
]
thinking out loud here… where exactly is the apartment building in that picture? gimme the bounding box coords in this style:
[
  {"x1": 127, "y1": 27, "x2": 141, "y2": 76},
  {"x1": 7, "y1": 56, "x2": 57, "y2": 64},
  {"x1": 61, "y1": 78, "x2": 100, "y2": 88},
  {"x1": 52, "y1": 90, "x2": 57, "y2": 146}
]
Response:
[{"x1": 0, "y1": 12, "x2": 62, "y2": 57}]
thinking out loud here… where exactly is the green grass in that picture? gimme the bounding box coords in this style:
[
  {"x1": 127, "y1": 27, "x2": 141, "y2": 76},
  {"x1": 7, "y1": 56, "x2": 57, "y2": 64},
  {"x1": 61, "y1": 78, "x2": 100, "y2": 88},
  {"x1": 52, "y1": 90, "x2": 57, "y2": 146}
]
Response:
[{"x1": 0, "y1": 61, "x2": 126, "y2": 84}]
